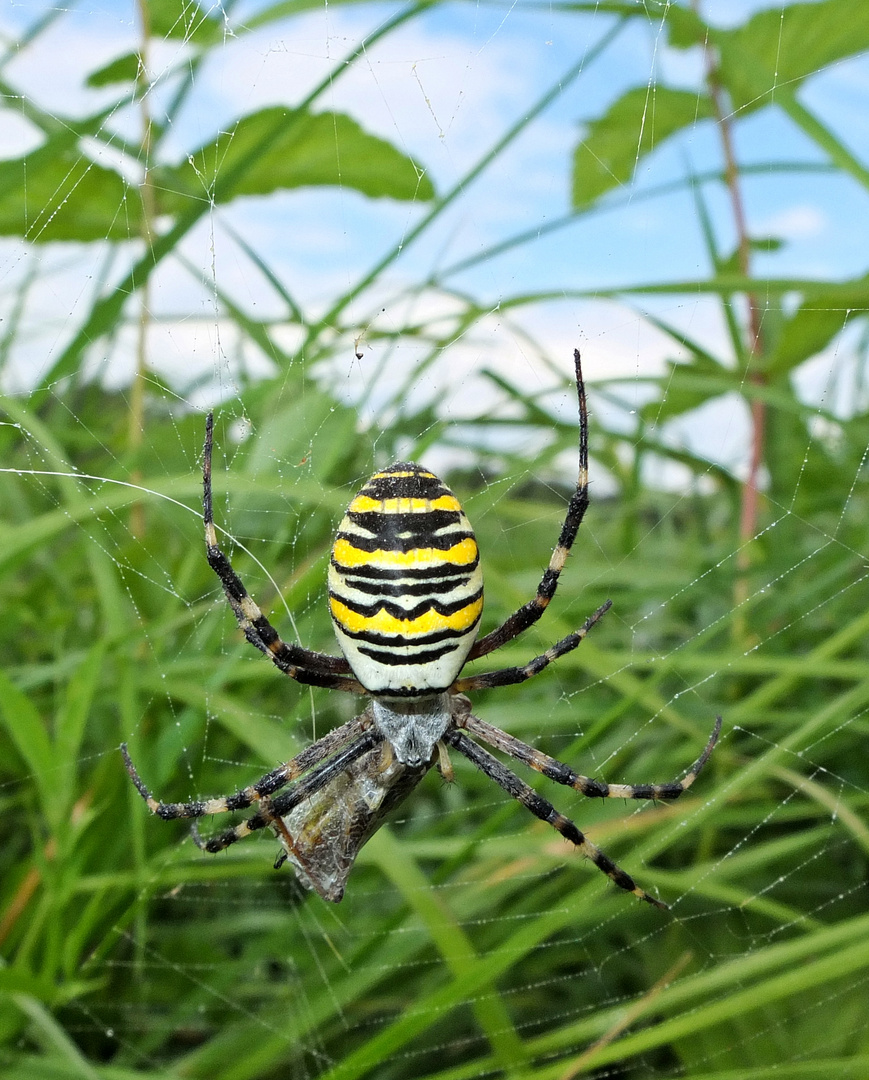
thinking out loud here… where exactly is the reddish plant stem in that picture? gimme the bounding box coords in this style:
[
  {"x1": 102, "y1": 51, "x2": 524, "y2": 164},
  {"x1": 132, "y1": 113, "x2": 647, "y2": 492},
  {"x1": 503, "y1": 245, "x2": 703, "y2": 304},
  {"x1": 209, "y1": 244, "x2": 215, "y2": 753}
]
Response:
[{"x1": 697, "y1": 11, "x2": 766, "y2": 592}]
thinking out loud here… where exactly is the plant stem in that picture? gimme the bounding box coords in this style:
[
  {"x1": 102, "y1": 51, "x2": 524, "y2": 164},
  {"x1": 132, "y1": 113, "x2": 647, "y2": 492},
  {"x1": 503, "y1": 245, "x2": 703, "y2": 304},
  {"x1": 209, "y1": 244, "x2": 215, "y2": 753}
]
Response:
[
  {"x1": 127, "y1": 0, "x2": 156, "y2": 538},
  {"x1": 697, "y1": 3, "x2": 765, "y2": 614}
]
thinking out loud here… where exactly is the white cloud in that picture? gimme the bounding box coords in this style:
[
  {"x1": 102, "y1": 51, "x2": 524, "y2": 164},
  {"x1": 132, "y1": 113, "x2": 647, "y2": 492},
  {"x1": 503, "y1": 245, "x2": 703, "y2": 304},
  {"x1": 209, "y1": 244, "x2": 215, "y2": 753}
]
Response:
[{"x1": 757, "y1": 205, "x2": 827, "y2": 240}]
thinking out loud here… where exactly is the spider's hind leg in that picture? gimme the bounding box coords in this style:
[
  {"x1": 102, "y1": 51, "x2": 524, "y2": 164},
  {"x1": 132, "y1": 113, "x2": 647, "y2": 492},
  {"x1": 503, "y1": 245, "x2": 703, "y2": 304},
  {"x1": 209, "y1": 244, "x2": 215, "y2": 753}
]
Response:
[
  {"x1": 120, "y1": 712, "x2": 374, "y2": 823},
  {"x1": 121, "y1": 743, "x2": 258, "y2": 821},
  {"x1": 187, "y1": 728, "x2": 384, "y2": 856},
  {"x1": 444, "y1": 729, "x2": 668, "y2": 909},
  {"x1": 461, "y1": 714, "x2": 722, "y2": 802}
]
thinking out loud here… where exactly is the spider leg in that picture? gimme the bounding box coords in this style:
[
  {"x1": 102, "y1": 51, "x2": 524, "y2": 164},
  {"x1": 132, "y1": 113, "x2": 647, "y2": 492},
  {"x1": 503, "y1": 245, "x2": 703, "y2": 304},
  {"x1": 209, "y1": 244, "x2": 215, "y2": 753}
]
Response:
[
  {"x1": 454, "y1": 600, "x2": 611, "y2": 693},
  {"x1": 444, "y1": 729, "x2": 667, "y2": 909},
  {"x1": 192, "y1": 728, "x2": 384, "y2": 853},
  {"x1": 467, "y1": 348, "x2": 595, "y2": 662},
  {"x1": 203, "y1": 413, "x2": 363, "y2": 693},
  {"x1": 121, "y1": 711, "x2": 372, "y2": 821},
  {"x1": 461, "y1": 713, "x2": 721, "y2": 800}
]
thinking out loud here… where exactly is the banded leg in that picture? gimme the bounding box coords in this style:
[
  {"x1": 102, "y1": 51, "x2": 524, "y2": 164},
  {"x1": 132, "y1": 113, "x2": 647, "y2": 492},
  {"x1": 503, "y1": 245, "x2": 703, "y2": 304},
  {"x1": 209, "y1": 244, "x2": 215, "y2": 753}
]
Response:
[
  {"x1": 121, "y1": 711, "x2": 373, "y2": 821},
  {"x1": 203, "y1": 413, "x2": 362, "y2": 693},
  {"x1": 454, "y1": 600, "x2": 612, "y2": 693},
  {"x1": 461, "y1": 713, "x2": 721, "y2": 799},
  {"x1": 444, "y1": 729, "x2": 668, "y2": 909},
  {"x1": 193, "y1": 728, "x2": 384, "y2": 853},
  {"x1": 467, "y1": 348, "x2": 593, "y2": 662}
]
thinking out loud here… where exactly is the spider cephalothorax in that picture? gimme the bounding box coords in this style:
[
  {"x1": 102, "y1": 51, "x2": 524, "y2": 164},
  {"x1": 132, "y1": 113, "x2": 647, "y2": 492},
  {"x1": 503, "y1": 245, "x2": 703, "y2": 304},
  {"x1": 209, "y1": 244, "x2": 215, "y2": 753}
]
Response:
[{"x1": 123, "y1": 350, "x2": 720, "y2": 907}]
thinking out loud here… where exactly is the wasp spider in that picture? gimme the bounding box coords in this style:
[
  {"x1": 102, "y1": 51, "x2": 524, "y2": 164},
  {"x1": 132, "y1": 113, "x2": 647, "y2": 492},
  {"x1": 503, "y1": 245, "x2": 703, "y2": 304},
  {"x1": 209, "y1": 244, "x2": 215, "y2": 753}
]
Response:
[{"x1": 123, "y1": 350, "x2": 720, "y2": 907}]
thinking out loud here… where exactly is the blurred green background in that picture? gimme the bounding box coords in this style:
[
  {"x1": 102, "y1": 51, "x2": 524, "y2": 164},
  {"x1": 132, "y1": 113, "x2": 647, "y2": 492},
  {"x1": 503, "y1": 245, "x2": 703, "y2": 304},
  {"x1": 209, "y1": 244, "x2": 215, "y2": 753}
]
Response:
[{"x1": 2, "y1": 1, "x2": 869, "y2": 1078}]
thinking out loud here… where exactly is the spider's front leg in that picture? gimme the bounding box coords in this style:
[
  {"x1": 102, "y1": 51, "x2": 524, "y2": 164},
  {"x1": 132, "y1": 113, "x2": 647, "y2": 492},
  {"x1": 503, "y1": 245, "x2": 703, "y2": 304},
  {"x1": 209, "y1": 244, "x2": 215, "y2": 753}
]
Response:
[
  {"x1": 466, "y1": 348, "x2": 593, "y2": 663},
  {"x1": 454, "y1": 600, "x2": 612, "y2": 694},
  {"x1": 201, "y1": 413, "x2": 361, "y2": 692}
]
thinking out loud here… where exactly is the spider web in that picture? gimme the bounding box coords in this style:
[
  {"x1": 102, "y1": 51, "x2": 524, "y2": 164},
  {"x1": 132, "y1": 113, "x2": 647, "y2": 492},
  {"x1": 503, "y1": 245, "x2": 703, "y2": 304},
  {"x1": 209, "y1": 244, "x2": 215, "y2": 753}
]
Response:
[{"x1": 2, "y1": 1, "x2": 869, "y2": 1078}]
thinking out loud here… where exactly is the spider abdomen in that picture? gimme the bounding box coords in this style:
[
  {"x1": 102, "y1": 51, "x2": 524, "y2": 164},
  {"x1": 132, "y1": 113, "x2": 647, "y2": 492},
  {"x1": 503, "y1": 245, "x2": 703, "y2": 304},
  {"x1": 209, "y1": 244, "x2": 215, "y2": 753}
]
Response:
[{"x1": 328, "y1": 463, "x2": 483, "y2": 695}]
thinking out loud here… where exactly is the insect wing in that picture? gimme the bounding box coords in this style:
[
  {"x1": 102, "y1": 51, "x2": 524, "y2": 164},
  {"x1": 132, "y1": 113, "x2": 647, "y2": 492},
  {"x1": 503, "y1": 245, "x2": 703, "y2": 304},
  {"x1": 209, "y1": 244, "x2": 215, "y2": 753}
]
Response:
[{"x1": 274, "y1": 741, "x2": 428, "y2": 901}]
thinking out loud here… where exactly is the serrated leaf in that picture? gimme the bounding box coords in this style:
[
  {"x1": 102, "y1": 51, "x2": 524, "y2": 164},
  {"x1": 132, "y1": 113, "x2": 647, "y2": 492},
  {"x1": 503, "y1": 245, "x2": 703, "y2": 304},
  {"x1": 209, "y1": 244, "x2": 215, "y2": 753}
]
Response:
[
  {"x1": 157, "y1": 107, "x2": 435, "y2": 210},
  {"x1": 0, "y1": 106, "x2": 434, "y2": 245},
  {"x1": 730, "y1": 0, "x2": 869, "y2": 94},
  {"x1": 86, "y1": 51, "x2": 141, "y2": 87},
  {"x1": 718, "y1": 0, "x2": 869, "y2": 113},
  {"x1": 663, "y1": 1, "x2": 869, "y2": 116},
  {"x1": 0, "y1": 138, "x2": 140, "y2": 242},
  {"x1": 572, "y1": 86, "x2": 714, "y2": 209}
]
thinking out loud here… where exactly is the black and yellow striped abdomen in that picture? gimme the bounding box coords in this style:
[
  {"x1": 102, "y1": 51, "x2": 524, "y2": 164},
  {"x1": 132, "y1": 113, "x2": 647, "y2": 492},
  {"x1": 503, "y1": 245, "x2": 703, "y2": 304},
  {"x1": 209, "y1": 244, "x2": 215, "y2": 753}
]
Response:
[{"x1": 328, "y1": 464, "x2": 483, "y2": 696}]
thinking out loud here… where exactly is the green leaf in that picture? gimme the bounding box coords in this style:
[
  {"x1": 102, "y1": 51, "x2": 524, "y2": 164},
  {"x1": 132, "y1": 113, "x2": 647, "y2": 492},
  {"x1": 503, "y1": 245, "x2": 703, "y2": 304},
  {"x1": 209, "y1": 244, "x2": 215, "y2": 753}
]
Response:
[
  {"x1": 572, "y1": 86, "x2": 714, "y2": 208},
  {"x1": 0, "y1": 106, "x2": 433, "y2": 246},
  {"x1": 639, "y1": 355, "x2": 733, "y2": 423},
  {"x1": 715, "y1": 238, "x2": 783, "y2": 278},
  {"x1": 54, "y1": 646, "x2": 105, "y2": 821},
  {"x1": 0, "y1": 137, "x2": 139, "y2": 243},
  {"x1": 722, "y1": 0, "x2": 869, "y2": 112},
  {"x1": 770, "y1": 274, "x2": 869, "y2": 375},
  {"x1": 751, "y1": 236, "x2": 784, "y2": 253},
  {"x1": 664, "y1": 0, "x2": 869, "y2": 118},
  {"x1": 157, "y1": 107, "x2": 435, "y2": 210},
  {"x1": 247, "y1": 0, "x2": 385, "y2": 29},
  {"x1": 0, "y1": 670, "x2": 54, "y2": 815},
  {"x1": 0, "y1": 971, "x2": 58, "y2": 999},
  {"x1": 85, "y1": 52, "x2": 141, "y2": 87},
  {"x1": 664, "y1": 5, "x2": 708, "y2": 49},
  {"x1": 664, "y1": 1, "x2": 869, "y2": 115},
  {"x1": 147, "y1": 0, "x2": 223, "y2": 44}
]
